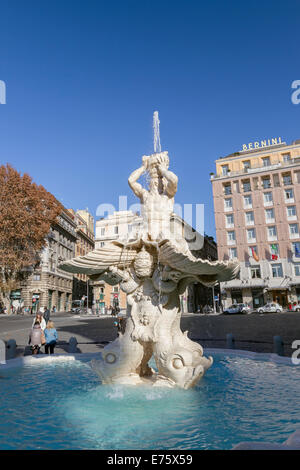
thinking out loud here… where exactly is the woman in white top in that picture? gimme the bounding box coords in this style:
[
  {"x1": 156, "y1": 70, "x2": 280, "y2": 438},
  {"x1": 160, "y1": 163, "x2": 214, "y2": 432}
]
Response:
[{"x1": 32, "y1": 312, "x2": 46, "y2": 330}]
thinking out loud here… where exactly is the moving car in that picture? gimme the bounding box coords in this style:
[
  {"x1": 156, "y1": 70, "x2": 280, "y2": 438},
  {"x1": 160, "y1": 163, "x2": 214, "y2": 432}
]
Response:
[
  {"x1": 223, "y1": 303, "x2": 251, "y2": 314},
  {"x1": 257, "y1": 303, "x2": 283, "y2": 313}
]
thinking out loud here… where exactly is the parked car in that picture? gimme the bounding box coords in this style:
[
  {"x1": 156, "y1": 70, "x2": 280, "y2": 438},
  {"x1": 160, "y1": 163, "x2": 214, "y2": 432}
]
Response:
[
  {"x1": 257, "y1": 303, "x2": 283, "y2": 313},
  {"x1": 223, "y1": 303, "x2": 251, "y2": 314},
  {"x1": 202, "y1": 305, "x2": 214, "y2": 314},
  {"x1": 292, "y1": 304, "x2": 300, "y2": 312}
]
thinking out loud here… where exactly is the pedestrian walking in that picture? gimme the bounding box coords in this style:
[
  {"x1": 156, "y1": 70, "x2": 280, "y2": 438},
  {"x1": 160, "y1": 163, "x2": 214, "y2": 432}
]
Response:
[
  {"x1": 32, "y1": 313, "x2": 46, "y2": 331},
  {"x1": 28, "y1": 321, "x2": 45, "y2": 355},
  {"x1": 44, "y1": 321, "x2": 58, "y2": 354},
  {"x1": 43, "y1": 308, "x2": 50, "y2": 325}
]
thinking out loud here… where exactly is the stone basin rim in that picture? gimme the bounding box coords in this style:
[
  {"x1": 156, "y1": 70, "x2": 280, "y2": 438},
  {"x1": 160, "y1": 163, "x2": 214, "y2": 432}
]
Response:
[{"x1": 0, "y1": 348, "x2": 295, "y2": 371}]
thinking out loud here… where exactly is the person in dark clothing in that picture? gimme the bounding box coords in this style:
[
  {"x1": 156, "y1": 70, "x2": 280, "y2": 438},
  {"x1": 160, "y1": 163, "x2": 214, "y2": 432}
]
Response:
[{"x1": 43, "y1": 308, "x2": 50, "y2": 325}]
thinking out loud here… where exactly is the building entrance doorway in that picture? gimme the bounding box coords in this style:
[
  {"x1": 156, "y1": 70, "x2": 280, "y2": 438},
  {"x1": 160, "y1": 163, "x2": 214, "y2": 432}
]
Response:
[
  {"x1": 32, "y1": 294, "x2": 40, "y2": 314},
  {"x1": 252, "y1": 289, "x2": 264, "y2": 308},
  {"x1": 231, "y1": 290, "x2": 243, "y2": 304},
  {"x1": 271, "y1": 290, "x2": 288, "y2": 308}
]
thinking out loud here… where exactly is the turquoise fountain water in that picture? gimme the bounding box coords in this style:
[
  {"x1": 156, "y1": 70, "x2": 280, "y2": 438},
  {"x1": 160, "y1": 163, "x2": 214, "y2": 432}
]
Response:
[{"x1": 0, "y1": 352, "x2": 299, "y2": 450}]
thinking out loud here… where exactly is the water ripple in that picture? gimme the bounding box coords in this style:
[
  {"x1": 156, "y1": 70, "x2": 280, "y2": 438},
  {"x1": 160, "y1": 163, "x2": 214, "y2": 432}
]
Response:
[{"x1": 0, "y1": 355, "x2": 299, "y2": 449}]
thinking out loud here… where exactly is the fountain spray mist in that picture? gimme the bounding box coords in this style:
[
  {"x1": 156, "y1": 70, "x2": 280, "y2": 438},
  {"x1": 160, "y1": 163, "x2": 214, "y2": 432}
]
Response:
[{"x1": 153, "y1": 111, "x2": 161, "y2": 154}]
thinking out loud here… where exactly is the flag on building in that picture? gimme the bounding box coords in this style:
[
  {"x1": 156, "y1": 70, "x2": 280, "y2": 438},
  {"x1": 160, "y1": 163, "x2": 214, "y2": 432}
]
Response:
[
  {"x1": 251, "y1": 246, "x2": 259, "y2": 262},
  {"x1": 271, "y1": 244, "x2": 278, "y2": 260},
  {"x1": 295, "y1": 244, "x2": 300, "y2": 258}
]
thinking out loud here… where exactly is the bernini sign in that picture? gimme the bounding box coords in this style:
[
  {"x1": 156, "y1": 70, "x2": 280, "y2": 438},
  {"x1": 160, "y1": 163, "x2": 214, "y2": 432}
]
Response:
[{"x1": 241, "y1": 137, "x2": 284, "y2": 152}]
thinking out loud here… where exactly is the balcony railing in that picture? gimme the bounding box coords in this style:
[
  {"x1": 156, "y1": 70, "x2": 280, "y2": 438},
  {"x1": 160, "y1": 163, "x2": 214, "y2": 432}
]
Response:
[{"x1": 211, "y1": 157, "x2": 300, "y2": 180}]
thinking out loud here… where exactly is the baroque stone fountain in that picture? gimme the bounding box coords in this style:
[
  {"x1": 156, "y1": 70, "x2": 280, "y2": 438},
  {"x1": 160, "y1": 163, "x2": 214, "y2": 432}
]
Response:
[{"x1": 60, "y1": 113, "x2": 239, "y2": 389}]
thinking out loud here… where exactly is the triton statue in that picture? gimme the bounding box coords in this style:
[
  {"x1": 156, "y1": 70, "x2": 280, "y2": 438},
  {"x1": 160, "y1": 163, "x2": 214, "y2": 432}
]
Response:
[{"x1": 60, "y1": 115, "x2": 239, "y2": 389}]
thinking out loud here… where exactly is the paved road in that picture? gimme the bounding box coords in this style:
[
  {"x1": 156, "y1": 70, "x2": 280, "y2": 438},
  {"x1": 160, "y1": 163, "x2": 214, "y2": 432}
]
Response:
[
  {"x1": 182, "y1": 311, "x2": 300, "y2": 356},
  {"x1": 0, "y1": 312, "x2": 118, "y2": 356},
  {"x1": 1, "y1": 311, "x2": 300, "y2": 357}
]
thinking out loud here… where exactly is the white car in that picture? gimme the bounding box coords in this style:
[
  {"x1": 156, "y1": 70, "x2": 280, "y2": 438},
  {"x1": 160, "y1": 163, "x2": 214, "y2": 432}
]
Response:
[
  {"x1": 292, "y1": 304, "x2": 300, "y2": 312},
  {"x1": 224, "y1": 303, "x2": 251, "y2": 314},
  {"x1": 257, "y1": 303, "x2": 283, "y2": 313}
]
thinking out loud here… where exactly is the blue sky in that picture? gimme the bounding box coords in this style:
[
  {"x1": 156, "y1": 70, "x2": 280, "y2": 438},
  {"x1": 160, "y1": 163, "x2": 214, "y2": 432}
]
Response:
[{"x1": 0, "y1": 0, "x2": 300, "y2": 238}]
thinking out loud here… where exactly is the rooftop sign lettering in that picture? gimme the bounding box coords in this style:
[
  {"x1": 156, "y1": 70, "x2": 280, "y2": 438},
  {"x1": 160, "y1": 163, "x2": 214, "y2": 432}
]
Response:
[{"x1": 242, "y1": 137, "x2": 284, "y2": 152}]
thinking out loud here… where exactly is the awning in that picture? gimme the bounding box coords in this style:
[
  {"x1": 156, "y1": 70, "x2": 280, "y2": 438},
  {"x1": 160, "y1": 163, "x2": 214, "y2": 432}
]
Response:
[{"x1": 266, "y1": 286, "x2": 289, "y2": 291}]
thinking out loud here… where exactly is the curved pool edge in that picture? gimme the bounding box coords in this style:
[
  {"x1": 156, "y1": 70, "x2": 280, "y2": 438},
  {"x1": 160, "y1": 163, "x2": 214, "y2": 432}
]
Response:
[{"x1": 0, "y1": 348, "x2": 295, "y2": 371}]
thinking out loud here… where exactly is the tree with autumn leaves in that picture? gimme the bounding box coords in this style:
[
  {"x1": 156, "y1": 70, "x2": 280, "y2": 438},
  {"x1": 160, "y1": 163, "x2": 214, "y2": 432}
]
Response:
[{"x1": 0, "y1": 164, "x2": 62, "y2": 312}]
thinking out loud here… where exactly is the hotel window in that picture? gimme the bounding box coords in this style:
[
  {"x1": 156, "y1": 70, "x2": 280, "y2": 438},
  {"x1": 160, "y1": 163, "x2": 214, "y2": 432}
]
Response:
[
  {"x1": 223, "y1": 183, "x2": 232, "y2": 195},
  {"x1": 262, "y1": 177, "x2": 271, "y2": 189},
  {"x1": 294, "y1": 264, "x2": 300, "y2": 276},
  {"x1": 222, "y1": 165, "x2": 229, "y2": 176},
  {"x1": 263, "y1": 192, "x2": 273, "y2": 206},
  {"x1": 287, "y1": 206, "x2": 297, "y2": 220},
  {"x1": 225, "y1": 214, "x2": 234, "y2": 228},
  {"x1": 33, "y1": 274, "x2": 41, "y2": 281},
  {"x1": 113, "y1": 286, "x2": 119, "y2": 293},
  {"x1": 100, "y1": 228, "x2": 105, "y2": 236},
  {"x1": 292, "y1": 242, "x2": 300, "y2": 258},
  {"x1": 245, "y1": 211, "x2": 254, "y2": 226},
  {"x1": 229, "y1": 247, "x2": 237, "y2": 259},
  {"x1": 114, "y1": 226, "x2": 119, "y2": 235},
  {"x1": 285, "y1": 188, "x2": 294, "y2": 202},
  {"x1": 283, "y1": 173, "x2": 292, "y2": 186},
  {"x1": 283, "y1": 153, "x2": 291, "y2": 163},
  {"x1": 224, "y1": 198, "x2": 233, "y2": 211},
  {"x1": 262, "y1": 157, "x2": 270, "y2": 167},
  {"x1": 242, "y1": 179, "x2": 251, "y2": 192},
  {"x1": 243, "y1": 160, "x2": 251, "y2": 171},
  {"x1": 265, "y1": 208, "x2": 275, "y2": 223},
  {"x1": 227, "y1": 231, "x2": 236, "y2": 245},
  {"x1": 250, "y1": 266, "x2": 261, "y2": 279},
  {"x1": 289, "y1": 223, "x2": 299, "y2": 239},
  {"x1": 128, "y1": 224, "x2": 133, "y2": 233},
  {"x1": 100, "y1": 242, "x2": 105, "y2": 247},
  {"x1": 247, "y1": 228, "x2": 256, "y2": 242},
  {"x1": 267, "y1": 226, "x2": 277, "y2": 241},
  {"x1": 243, "y1": 195, "x2": 252, "y2": 209},
  {"x1": 272, "y1": 263, "x2": 283, "y2": 278}
]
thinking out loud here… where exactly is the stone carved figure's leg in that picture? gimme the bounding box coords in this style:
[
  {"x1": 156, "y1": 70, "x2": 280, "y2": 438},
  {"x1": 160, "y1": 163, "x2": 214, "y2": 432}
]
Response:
[{"x1": 138, "y1": 340, "x2": 154, "y2": 377}]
